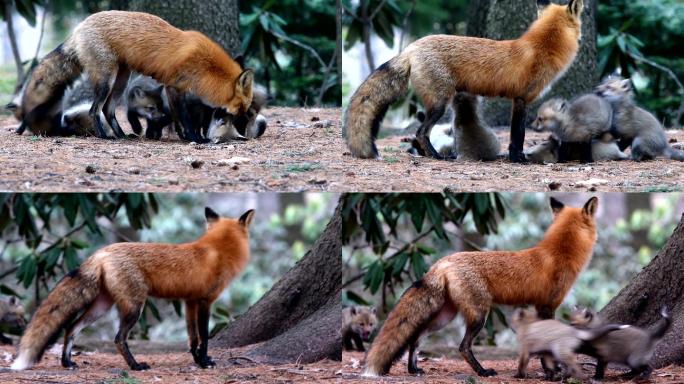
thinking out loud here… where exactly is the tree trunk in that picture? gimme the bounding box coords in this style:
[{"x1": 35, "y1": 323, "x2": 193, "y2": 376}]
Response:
[
  {"x1": 123, "y1": 0, "x2": 240, "y2": 57},
  {"x1": 600, "y1": 213, "x2": 684, "y2": 368},
  {"x1": 213, "y1": 201, "x2": 342, "y2": 364},
  {"x1": 5, "y1": 2, "x2": 25, "y2": 88},
  {"x1": 467, "y1": 0, "x2": 597, "y2": 126}
]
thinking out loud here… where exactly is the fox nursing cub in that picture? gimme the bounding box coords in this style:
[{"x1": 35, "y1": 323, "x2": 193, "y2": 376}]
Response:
[
  {"x1": 11, "y1": 208, "x2": 254, "y2": 371},
  {"x1": 364, "y1": 197, "x2": 598, "y2": 377},
  {"x1": 344, "y1": 0, "x2": 584, "y2": 162}
]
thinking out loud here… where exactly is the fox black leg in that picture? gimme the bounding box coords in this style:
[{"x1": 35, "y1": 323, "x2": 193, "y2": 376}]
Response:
[
  {"x1": 416, "y1": 103, "x2": 447, "y2": 160},
  {"x1": 509, "y1": 97, "x2": 528, "y2": 163}
]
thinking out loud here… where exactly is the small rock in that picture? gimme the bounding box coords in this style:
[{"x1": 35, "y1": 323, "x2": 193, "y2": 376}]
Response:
[
  {"x1": 143, "y1": 153, "x2": 152, "y2": 158},
  {"x1": 85, "y1": 165, "x2": 96, "y2": 174},
  {"x1": 190, "y1": 160, "x2": 204, "y2": 169},
  {"x1": 548, "y1": 181, "x2": 562, "y2": 190},
  {"x1": 216, "y1": 157, "x2": 251, "y2": 167},
  {"x1": 231, "y1": 165, "x2": 239, "y2": 171},
  {"x1": 75, "y1": 178, "x2": 93, "y2": 186},
  {"x1": 313, "y1": 120, "x2": 333, "y2": 128},
  {"x1": 127, "y1": 167, "x2": 141, "y2": 175},
  {"x1": 311, "y1": 116, "x2": 320, "y2": 122},
  {"x1": 574, "y1": 178, "x2": 608, "y2": 188},
  {"x1": 308, "y1": 178, "x2": 327, "y2": 185},
  {"x1": 168, "y1": 178, "x2": 179, "y2": 185}
]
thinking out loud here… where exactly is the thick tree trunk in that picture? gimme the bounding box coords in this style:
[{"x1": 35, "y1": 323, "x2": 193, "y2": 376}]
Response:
[
  {"x1": 600, "y1": 213, "x2": 684, "y2": 368},
  {"x1": 213, "y1": 201, "x2": 342, "y2": 363},
  {"x1": 123, "y1": 0, "x2": 240, "y2": 57},
  {"x1": 467, "y1": 0, "x2": 597, "y2": 126}
]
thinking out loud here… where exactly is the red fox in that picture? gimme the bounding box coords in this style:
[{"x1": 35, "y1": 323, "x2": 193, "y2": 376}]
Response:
[
  {"x1": 20, "y1": 11, "x2": 253, "y2": 140},
  {"x1": 11, "y1": 208, "x2": 254, "y2": 371},
  {"x1": 363, "y1": 196, "x2": 598, "y2": 377},
  {"x1": 344, "y1": 0, "x2": 584, "y2": 162}
]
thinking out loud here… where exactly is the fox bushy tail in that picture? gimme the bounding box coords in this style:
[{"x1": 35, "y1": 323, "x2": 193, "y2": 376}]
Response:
[
  {"x1": 11, "y1": 265, "x2": 100, "y2": 370},
  {"x1": 577, "y1": 323, "x2": 629, "y2": 341},
  {"x1": 343, "y1": 54, "x2": 411, "y2": 159},
  {"x1": 363, "y1": 278, "x2": 445, "y2": 376}
]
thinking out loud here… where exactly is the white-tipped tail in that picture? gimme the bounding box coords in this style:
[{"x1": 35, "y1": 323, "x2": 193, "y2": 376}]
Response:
[
  {"x1": 362, "y1": 367, "x2": 380, "y2": 377},
  {"x1": 10, "y1": 353, "x2": 33, "y2": 370}
]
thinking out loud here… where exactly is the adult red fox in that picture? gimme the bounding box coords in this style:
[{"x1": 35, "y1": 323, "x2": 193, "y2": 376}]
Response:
[
  {"x1": 364, "y1": 196, "x2": 598, "y2": 377},
  {"x1": 20, "y1": 11, "x2": 253, "y2": 141},
  {"x1": 11, "y1": 208, "x2": 254, "y2": 371},
  {"x1": 344, "y1": 0, "x2": 584, "y2": 162}
]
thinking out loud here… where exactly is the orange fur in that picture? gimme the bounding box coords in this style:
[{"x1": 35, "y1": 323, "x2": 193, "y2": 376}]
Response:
[
  {"x1": 364, "y1": 197, "x2": 598, "y2": 377},
  {"x1": 344, "y1": 0, "x2": 584, "y2": 159},
  {"x1": 11, "y1": 208, "x2": 254, "y2": 371}
]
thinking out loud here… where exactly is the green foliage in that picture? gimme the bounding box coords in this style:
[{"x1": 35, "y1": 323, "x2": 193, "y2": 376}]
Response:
[
  {"x1": 598, "y1": 0, "x2": 684, "y2": 126},
  {"x1": 342, "y1": 0, "x2": 402, "y2": 50},
  {"x1": 0, "y1": 0, "x2": 45, "y2": 25},
  {"x1": 240, "y1": 1, "x2": 339, "y2": 106}
]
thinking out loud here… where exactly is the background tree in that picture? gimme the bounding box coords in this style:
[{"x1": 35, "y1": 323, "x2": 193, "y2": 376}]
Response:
[
  {"x1": 215, "y1": 200, "x2": 342, "y2": 363},
  {"x1": 121, "y1": 0, "x2": 240, "y2": 57},
  {"x1": 601, "y1": 212, "x2": 684, "y2": 367}
]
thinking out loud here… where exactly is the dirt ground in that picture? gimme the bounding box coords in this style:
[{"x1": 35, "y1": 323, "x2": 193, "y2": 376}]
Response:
[
  {"x1": 1, "y1": 110, "x2": 683, "y2": 192},
  {"x1": 0, "y1": 343, "x2": 341, "y2": 383},
  {"x1": 341, "y1": 349, "x2": 684, "y2": 384},
  {"x1": 0, "y1": 107, "x2": 343, "y2": 192}
]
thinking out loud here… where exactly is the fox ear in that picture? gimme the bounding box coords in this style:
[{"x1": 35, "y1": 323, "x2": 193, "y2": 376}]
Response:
[
  {"x1": 5, "y1": 102, "x2": 17, "y2": 111},
  {"x1": 583, "y1": 197, "x2": 598, "y2": 217},
  {"x1": 133, "y1": 87, "x2": 145, "y2": 99},
  {"x1": 550, "y1": 197, "x2": 565, "y2": 217},
  {"x1": 234, "y1": 54, "x2": 246, "y2": 68},
  {"x1": 568, "y1": 0, "x2": 584, "y2": 16},
  {"x1": 205, "y1": 207, "x2": 220, "y2": 223},
  {"x1": 620, "y1": 79, "x2": 632, "y2": 90},
  {"x1": 370, "y1": 307, "x2": 377, "y2": 315},
  {"x1": 350, "y1": 306, "x2": 357, "y2": 315},
  {"x1": 239, "y1": 209, "x2": 255, "y2": 227},
  {"x1": 8, "y1": 296, "x2": 17, "y2": 305},
  {"x1": 236, "y1": 69, "x2": 254, "y2": 99}
]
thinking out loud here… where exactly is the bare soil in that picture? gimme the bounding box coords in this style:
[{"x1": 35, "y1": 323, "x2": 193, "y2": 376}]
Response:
[
  {"x1": 0, "y1": 107, "x2": 343, "y2": 192},
  {"x1": 0, "y1": 343, "x2": 341, "y2": 383},
  {"x1": 2, "y1": 110, "x2": 683, "y2": 192},
  {"x1": 340, "y1": 129, "x2": 684, "y2": 193},
  {"x1": 341, "y1": 349, "x2": 684, "y2": 384}
]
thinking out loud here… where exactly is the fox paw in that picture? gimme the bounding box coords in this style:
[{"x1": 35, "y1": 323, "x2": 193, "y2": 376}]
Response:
[
  {"x1": 61, "y1": 360, "x2": 78, "y2": 370},
  {"x1": 408, "y1": 367, "x2": 425, "y2": 375},
  {"x1": 198, "y1": 356, "x2": 216, "y2": 369},
  {"x1": 478, "y1": 368, "x2": 497, "y2": 377},
  {"x1": 131, "y1": 362, "x2": 150, "y2": 371}
]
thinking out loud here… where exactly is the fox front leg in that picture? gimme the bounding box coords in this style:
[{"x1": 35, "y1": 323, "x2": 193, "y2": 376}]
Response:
[{"x1": 509, "y1": 97, "x2": 528, "y2": 163}]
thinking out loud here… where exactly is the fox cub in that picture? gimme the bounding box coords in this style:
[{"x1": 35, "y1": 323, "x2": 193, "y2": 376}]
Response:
[{"x1": 342, "y1": 306, "x2": 378, "y2": 352}]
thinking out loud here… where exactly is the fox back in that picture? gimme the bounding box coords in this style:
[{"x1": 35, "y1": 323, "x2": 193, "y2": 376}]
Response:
[{"x1": 69, "y1": 11, "x2": 253, "y2": 115}]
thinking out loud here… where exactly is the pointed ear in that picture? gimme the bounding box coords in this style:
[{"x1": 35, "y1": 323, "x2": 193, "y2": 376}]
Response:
[
  {"x1": 133, "y1": 87, "x2": 145, "y2": 99},
  {"x1": 350, "y1": 306, "x2": 357, "y2": 315},
  {"x1": 8, "y1": 296, "x2": 17, "y2": 305},
  {"x1": 550, "y1": 197, "x2": 565, "y2": 217},
  {"x1": 205, "y1": 207, "x2": 220, "y2": 223},
  {"x1": 583, "y1": 196, "x2": 598, "y2": 217},
  {"x1": 5, "y1": 102, "x2": 17, "y2": 111},
  {"x1": 568, "y1": 0, "x2": 584, "y2": 16},
  {"x1": 239, "y1": 209, "x2": 255, "y2": 227},
  {"x1": 236, "y1": 69, "x2": 254, "y2": 99},
  {"x1": 234, "y1": 54, "x2": 245, "y2": 68},
  {"x1": 370, "y1": 307, "x2": 377, "y2": 315},
  {"x1": 620, "y1": 79, "x2": 632, "y2": 90},
  {"x1": 155, "y1": 85, "x2": 164, "y2": 94}
]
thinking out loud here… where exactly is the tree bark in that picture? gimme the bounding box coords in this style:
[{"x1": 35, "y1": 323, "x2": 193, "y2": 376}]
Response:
[
  {"x1": 213, "y1": 201, "x2": 342, "y2": 364},
  {"x1": 123, "y1": 0, "x2": 240, "y2": 57},
  {"x1": 5, "y1": 2, "x2": 25, "y2": 88},
  {"x1": 600, "y1": 213, "x2": 684, "y2": 368},
  {"x1": 467, "y1": 0, "x2": 597, "y2": 126}
]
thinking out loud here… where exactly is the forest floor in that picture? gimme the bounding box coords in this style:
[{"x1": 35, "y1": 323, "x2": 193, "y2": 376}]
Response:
[
  {"x1": 0, "y1": 107, "x2": 342, "y2": 192},
  {"x1": 1, "y1": 110, "x2": 683, "y2": 192},
  {"x1": 341, "y1": 349, "x2": 684, "y2": 384},
  {"x1": 0, "y1": 342, "x2": 341, "y2": 383}
]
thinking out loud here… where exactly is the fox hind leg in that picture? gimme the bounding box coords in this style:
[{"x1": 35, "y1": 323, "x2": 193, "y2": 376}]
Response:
[
  {"x1": 62, "y1": 293, "x2": 113, "y2": 368},
  {"x1": 407, "y1": 340, "x2": 424, "y2": 375},
  {"x1": 102, "y1": 65, "x2": 130, "y2": 138},
  {"x1": 459, "y1": 313, "x2": 497, "y2": 376},
  {"x1": 415, "y1": 104, "x2": 447, "y2": 160},
  {"x1": 91, "y1": 80, "x2": 115, "y2": 139}
]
